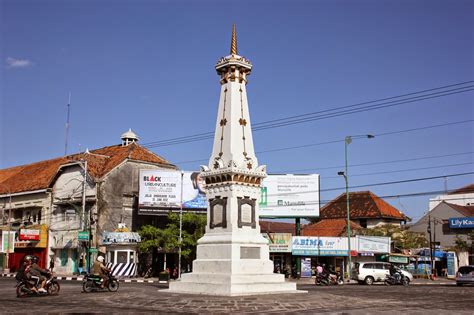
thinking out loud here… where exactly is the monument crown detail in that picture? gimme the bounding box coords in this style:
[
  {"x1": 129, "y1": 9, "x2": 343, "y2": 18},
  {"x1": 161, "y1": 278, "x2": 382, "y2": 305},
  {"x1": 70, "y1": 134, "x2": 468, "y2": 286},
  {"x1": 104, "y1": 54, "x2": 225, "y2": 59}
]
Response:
[{"x1": 168, "y1": 25, "x2": 299, "y2": 296}]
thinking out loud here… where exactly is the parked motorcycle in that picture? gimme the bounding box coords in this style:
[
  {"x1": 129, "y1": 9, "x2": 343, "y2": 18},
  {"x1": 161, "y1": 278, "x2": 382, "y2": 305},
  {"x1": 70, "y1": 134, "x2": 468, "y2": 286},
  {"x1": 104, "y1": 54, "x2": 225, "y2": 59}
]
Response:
[
  {"x1": 16, "y1": 273, "x2": 60, "y2": 298},
  {"x1": 384, "y1": 273, "x2": 409, "y2": 286},
  {"x1": 82, "y1": 271, "x2": 119, "y2": 293},
  {"x1": 315, "y1": 272, "x2": 344, "y2": 286}
]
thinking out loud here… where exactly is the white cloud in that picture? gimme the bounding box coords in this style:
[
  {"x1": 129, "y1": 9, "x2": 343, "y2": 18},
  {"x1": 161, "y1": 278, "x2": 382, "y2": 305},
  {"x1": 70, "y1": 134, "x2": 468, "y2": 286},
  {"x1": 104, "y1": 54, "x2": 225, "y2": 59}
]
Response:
[{"x1": 6, "y1": 57, "x2": 33, "y2": 68}]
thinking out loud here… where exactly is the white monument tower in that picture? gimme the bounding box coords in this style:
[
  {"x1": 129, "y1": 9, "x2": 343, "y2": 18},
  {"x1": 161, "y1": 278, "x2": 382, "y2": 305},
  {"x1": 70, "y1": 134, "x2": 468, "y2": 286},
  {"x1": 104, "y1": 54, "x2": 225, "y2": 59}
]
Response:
[{"x1": 168, "y1": 25, "x2": 299, "y2": 296}]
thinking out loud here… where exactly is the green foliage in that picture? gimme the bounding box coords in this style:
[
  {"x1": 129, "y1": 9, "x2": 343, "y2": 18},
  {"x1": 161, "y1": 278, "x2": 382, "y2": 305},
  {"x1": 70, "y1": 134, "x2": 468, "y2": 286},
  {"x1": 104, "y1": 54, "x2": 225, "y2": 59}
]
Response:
[
  {"x1": 453, "y1": 235, "x2": 470, "y2": 252},
  {"x1": 360, "y1": 224, "x2": 427, "y2": 250},
  {"x1": 138, "y1": 212, "x2": 206, "y2": 260}
]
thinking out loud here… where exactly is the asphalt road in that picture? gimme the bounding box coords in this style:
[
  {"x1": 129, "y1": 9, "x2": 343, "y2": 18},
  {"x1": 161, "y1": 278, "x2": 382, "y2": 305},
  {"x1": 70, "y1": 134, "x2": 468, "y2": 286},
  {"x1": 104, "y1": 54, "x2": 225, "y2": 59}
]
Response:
[{"x1": 0, "y1": 278, "x2": 472, "y2": 314}]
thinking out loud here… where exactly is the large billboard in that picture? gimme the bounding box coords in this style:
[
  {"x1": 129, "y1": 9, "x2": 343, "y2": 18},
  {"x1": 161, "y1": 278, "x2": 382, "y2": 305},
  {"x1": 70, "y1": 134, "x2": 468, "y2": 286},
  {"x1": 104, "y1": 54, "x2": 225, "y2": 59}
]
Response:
[
  {"x1": 259, "y1": 174, "x2": 320, "y2": 218},
  {"x1": 139, "y1": 170, "x2": 207, "y2": 210},
  {"x1": 139, "y1": 170, "x2": 182, "y2": 207},
  {"x1": 139, "y1": 171, "x2": 320, "y2": 218}
]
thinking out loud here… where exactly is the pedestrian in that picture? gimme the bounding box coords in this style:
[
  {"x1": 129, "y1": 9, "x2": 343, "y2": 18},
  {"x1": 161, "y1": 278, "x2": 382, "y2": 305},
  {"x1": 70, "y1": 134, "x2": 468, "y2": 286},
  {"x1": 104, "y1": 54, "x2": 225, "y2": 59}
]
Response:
[
  {"x1": 172, "y1": 267, "x2": 178, "y2": 279},
  {"x1": 49, "y1": 256, "x2": 55, "y2": 272},
  {"x1": 78, "y1": 253, "x2": 84, "y2": 275}
]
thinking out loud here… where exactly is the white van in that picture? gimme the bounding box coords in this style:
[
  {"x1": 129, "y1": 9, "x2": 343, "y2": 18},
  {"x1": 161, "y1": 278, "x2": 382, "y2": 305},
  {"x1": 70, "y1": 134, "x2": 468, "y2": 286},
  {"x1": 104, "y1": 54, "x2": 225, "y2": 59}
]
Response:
[{"x1": 352, "y1": 262, "x2": 413, "y2": 285}]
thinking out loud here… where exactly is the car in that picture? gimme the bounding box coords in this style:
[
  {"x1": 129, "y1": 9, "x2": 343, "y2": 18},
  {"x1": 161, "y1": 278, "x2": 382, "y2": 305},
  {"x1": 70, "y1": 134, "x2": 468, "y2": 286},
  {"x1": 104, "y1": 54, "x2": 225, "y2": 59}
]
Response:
[
  {"x1": 352, "y1": 262, "x2": 413, "y2": 285},
  {"x1": 456, "y1": 265, "x2": 474, "y2": 286}
]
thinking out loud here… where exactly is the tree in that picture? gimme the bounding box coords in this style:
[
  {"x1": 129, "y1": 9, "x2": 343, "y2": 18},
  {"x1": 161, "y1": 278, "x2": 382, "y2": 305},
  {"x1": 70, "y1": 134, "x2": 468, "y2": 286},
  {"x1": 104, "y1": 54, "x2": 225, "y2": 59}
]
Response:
[
  {"x1": 138, "y1": 212, "x2": 206, "y2": 272},
  {"x1": 360, "y1": 225, "x2": 427, "y2": 251}
]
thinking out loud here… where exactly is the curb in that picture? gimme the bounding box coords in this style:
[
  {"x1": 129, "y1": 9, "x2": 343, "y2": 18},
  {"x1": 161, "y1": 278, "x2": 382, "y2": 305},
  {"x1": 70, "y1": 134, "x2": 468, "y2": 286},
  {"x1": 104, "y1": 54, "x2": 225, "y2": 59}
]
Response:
[{"x1": 1, "y1": 273, "x2": 156, "y2": 283}]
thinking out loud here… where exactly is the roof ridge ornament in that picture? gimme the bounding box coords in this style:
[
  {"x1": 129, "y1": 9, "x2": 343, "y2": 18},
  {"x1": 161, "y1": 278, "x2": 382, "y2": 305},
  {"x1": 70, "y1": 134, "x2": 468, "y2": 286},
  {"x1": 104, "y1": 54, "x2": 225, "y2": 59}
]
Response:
[{"x1": 230, "y1": 24, "x2": 238, "y2": 55}]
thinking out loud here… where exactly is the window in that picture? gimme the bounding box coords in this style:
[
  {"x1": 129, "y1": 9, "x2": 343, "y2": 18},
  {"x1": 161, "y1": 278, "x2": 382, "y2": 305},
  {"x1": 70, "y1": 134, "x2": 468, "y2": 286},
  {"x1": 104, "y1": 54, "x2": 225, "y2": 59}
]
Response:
[
  {"x1": 363, "y1": 263, "x2": 374, "y2": 269},
  {"x1": 382, "y1": 263, "x2": 392, "y2": 270},
  {"x1": 359, "y1": 219, "x2": 368, "y2": 228},
  {"x1": 63, "y1": 209, "x2": 77, "y2": 222},
  {"x1": 117, "y1": 251, "x2": 128, "y2": 264},
  {"x1": 458, "y1": 266, "x2": 474, "y2": 274},
  {"x1": 373, "y1": 263, "x2": 384, "y2": 270}
]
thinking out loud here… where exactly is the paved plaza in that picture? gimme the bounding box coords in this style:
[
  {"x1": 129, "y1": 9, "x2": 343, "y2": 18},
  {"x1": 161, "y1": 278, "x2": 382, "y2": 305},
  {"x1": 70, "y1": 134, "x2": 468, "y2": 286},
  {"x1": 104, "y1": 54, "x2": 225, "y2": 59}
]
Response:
[{"x1": 0, "y1": 278, "x2": 473, "y2": 314}]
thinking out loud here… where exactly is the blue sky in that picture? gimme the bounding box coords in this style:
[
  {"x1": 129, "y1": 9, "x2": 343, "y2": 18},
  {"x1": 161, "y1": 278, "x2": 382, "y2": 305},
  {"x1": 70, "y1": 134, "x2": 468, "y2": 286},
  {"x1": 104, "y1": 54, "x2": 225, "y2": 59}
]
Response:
[{"x1": 1, "y1": 0, "x2": 473, "y2": 222}]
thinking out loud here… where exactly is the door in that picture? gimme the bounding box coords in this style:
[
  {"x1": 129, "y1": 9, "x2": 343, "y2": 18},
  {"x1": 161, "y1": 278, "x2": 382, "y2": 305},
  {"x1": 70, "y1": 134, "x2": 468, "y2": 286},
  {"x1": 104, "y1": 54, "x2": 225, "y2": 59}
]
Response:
[
  {"x1": 71, "y1": 250, "x2": 78, "y2": 274},
  {"x1": 373, "y1": 263, "x2": 386, "y2": 281}
]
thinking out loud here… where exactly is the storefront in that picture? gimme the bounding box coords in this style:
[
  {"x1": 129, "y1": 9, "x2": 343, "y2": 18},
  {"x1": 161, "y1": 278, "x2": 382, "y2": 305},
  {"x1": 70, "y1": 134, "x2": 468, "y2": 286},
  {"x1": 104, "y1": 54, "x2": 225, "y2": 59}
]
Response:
[
  {"x1": 263, "y1": 232, "x2": 293, "y2": 276},
  {"x1": 292, "y1": 236, "x2": 391, "y2": 277},
  {"x1": 102, "y1": 232, "x2": 140, "y2": 277},
  {"x1": 292, "y1": 236, "x2": 351, "y2": 277},
  {"x1": 8, "y1": 225, "x2": 49, "y2": 272}
]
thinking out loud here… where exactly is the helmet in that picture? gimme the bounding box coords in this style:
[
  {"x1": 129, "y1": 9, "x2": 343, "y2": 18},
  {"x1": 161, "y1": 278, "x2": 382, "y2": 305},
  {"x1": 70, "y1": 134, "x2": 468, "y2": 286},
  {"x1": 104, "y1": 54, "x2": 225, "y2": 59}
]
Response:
[
  {"x1": 31, "y1": 256, "x2": 39, "y2": 263},
  {"x1": 24, "y1": 255, "x2": 33, "y2": 262},
  {"x1": 97, "y1": 256, "x2": 104, "y2": 263}
]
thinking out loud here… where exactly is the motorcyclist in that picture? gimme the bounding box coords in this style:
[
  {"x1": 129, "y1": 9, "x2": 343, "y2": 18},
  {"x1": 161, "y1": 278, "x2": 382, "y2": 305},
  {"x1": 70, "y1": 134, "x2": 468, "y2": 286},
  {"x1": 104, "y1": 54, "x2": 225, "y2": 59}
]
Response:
[
  {"x1": 389, "y1": 264, "x2": 401, "y2": 282},
  {"x1": 29, "y1": 256, "x2": 50, "y2": 293},
  {"x1": 327, "y1": 265, "x2": 337, "y2": 283},
  {"x1": 316, "y1": 263, "x2": 323, "y2": 275},
  {"x1": 16, "y1": 255, "x2": 38, "y2": 294},
  {"x1": 92, "y1": 256, "x2": 110, "y2": 289}
]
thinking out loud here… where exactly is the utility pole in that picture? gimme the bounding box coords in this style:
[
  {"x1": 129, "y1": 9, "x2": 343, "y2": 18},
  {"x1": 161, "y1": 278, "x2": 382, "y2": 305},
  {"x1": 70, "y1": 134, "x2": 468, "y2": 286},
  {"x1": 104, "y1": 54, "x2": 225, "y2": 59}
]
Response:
[
  {"x1": 5, "y1": 192, "x2": 12, "y2": 272},
  {"x1": 178, "y1": 171, "x2": 184, "y2": 279},
  {"x1": 295, "y1": 218, "x2": 301, "y2": 279},
  {"x1": 427, "y1": 214, "x2": 433, "y2": 278},
  {"x1": 80, "y1": 159, "x2": 90, "y2": 272}
]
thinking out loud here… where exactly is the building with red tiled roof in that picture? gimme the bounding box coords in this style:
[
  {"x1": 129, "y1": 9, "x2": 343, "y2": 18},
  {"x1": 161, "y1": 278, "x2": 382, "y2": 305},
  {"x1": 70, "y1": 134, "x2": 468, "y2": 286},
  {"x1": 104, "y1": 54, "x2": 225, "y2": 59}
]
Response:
[
  {"x1": 302, "y1": 218, "x2": 363, "y2": 237},
  {"x1": 259, "y1": 221, "x2": 296, "y2": 235},
  {"x1": 320, "y1": 191, "x2": 407, "y2": 228},
  {"x1": 429, "y1": 183, "x2": 474, "y2": 210},
  {"x1": 0, "y1": 130, "x2": 177, "y2": 274}
]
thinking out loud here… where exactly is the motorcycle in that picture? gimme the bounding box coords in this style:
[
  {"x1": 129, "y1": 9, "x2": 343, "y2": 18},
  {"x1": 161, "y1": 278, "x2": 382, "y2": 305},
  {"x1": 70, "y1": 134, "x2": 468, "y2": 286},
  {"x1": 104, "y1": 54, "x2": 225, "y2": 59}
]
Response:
[
  {"x1": 16, "y1": 273, "x2": 60, "y2": 298},
  {"x1": 385, "y1": 273, "x2": 409, "y2": 286},
  {"x1": 315, "y1": 272, "x2": 344, "y2": 286},
  {"x1": 82, "y1": 271, "x2": 119, "y2": 293}
]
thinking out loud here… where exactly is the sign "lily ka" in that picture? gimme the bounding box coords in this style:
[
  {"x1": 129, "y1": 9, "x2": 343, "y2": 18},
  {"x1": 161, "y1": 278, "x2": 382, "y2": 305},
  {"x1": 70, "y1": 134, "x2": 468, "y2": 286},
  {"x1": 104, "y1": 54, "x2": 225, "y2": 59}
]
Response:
[{"x1": 449, "y1": 217, "x2": 474, "y2": 229}]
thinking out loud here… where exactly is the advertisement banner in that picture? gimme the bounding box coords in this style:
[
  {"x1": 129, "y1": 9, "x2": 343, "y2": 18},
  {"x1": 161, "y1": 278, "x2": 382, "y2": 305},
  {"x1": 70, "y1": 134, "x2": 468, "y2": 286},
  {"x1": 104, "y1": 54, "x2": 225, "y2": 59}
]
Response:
[
  {"x1": 139, "y1": 170, "x2": 208, "y2": 209},
  {"x1": 292, "y1": 236, "x2": 349, "y2": 256},
  {"x1": 262, "y1": 233, "x2": 292, "y2": 253},
  {"x1": 139, "y1": 170, "x2": 182, "y2": 208},
  {"x1": 446, "y1": 252, "x2": 455, "y2": 277},
  {"x1": 357, "y1": 236, "x2": 390, "y2": 253},
  {"x1": 102, "y1": 232, "x2": 141, "y2": 245},
  {"x1": 301, "y1": 258, "x2": 312, "y2": 278},
  {"x1": 259, "y1": 174, "x2": 320, "y2": 218},
  {"x1": 1, "y1": 231, "x2": 16, "y2": 253},
  {"x1": 19, "y1": 229, "x2": 40, "y2": 241},
  {"x1": 181, "y1": 171, "x2": 207, "y2": 209}
]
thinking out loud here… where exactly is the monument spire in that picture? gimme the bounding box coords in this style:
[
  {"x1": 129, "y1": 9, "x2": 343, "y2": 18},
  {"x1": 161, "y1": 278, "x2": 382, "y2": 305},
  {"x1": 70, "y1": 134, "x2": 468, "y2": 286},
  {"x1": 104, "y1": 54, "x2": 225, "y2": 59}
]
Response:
[{"x1": 230, "y1": 23, "x2": 238, "y2": 55}]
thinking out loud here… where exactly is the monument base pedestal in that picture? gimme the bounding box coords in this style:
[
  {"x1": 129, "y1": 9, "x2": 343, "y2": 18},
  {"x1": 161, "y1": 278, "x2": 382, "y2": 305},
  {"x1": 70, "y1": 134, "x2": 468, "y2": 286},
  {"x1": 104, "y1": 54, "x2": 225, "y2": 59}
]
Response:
[{"x1": 168, "y1": 272, "x2": 301, "y2": 296}]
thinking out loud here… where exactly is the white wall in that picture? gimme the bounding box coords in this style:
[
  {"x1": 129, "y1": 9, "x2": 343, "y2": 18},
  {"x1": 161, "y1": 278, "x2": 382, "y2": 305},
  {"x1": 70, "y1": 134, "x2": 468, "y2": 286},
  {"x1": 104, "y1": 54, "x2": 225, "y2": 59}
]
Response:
[{"x1": 429, "y1": 192, "x2": 474, "y2": 210}]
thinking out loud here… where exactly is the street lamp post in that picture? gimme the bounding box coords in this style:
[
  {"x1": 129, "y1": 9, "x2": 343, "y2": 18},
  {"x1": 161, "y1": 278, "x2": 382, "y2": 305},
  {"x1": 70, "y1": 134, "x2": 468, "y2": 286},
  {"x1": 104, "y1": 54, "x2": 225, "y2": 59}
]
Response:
[{"x1": 338, "y1": 134, "x2": 374, "y2": 282}]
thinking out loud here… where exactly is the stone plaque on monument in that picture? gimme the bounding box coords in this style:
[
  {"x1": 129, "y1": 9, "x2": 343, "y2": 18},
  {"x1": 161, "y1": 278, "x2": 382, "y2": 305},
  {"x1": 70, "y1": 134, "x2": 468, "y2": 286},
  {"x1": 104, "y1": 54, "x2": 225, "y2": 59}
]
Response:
[{"x1": 240, "y1": 246, "x2": 260, "y2": 259}]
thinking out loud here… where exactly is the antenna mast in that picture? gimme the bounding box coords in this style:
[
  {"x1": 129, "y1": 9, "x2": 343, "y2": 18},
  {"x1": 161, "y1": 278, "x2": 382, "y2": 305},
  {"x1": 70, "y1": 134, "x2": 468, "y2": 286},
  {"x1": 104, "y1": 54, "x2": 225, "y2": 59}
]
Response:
[{"x1": 64, "y1": 92, "x2": 71, "y2": 155}]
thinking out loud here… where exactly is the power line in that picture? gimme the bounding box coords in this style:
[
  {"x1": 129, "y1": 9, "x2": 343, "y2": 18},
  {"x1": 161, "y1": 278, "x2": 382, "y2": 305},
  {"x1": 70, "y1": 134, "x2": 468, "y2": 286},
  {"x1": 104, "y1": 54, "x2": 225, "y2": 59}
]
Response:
[
  {"x1": 263, "y1": 172, "x2": 474, "y2": 196},
  {"x1": 277, "y1": 151, "x2": 474, "y2": 174},
  {"x1": 321, "y1": 162, "x2": 474, "y2": 179},
  {"x1": 142, "y1": 81, "x2": 474, "y2": 148},
  {"x1": 320, "y1": 171, "x2": 474, "y2": 193},
  {"x1": 174, "y1": 120, "x2": 473, "y2": 166}
]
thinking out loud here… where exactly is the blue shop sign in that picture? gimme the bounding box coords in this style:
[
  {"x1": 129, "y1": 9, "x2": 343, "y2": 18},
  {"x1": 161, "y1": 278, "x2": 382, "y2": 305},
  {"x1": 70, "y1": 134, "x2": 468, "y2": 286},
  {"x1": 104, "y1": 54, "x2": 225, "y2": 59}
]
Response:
[{"x1": 449, "y1": 217, "x2": 474, "y2": 229}]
